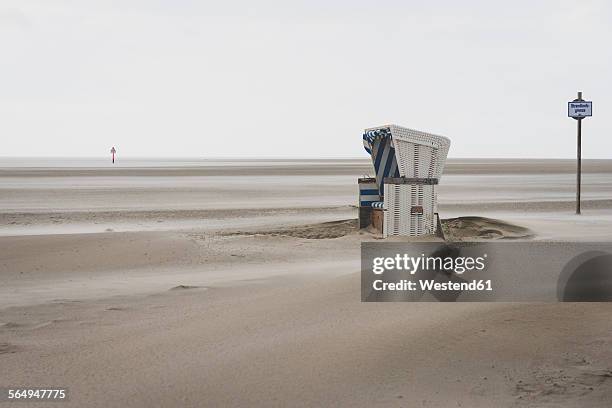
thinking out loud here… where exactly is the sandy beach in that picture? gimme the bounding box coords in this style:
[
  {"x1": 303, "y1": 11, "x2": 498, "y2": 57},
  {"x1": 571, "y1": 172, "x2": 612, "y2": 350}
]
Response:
[{"x1": 2, "y1": 158, "x2": 612, "y2": 407}]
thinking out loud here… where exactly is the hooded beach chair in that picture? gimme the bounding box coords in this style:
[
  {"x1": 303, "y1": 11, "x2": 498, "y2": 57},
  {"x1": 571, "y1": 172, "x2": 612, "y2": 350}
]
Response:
[{"x1": 362, "y1": 125, "x2": 451, "y2": 237}]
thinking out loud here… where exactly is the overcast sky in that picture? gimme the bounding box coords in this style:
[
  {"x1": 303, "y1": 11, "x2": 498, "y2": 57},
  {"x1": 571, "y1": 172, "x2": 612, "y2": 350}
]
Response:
[{"x1": 2, "y1": 0, "x2": 611, "y2": 158}]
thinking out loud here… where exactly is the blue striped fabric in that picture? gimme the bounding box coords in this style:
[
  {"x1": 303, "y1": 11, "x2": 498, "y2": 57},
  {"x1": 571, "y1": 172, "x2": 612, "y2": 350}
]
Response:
[
  {"x1": 371, "y1": 201, "x2": 384, "y2": 209},
  {"x1": 362, "y1": 128, "x2": 400, "y2": 196},
  {"x1": 359, "y1": 180, "x2": 380, "y2": 207}
]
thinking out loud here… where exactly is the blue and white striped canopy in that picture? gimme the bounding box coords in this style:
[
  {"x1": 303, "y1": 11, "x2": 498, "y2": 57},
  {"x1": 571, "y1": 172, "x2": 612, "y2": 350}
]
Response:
[{"x1": 362, "y1": 128, "x2": 400, "y2": 196}]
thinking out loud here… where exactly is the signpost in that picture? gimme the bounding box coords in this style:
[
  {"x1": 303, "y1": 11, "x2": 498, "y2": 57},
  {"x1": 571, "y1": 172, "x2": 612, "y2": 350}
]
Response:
[
  {"x1": 568, "y1": 92, "x2": 592, "y2": 215},
  {"x1": 110, "y1": 147, "x2": 116, "y2": 164}
]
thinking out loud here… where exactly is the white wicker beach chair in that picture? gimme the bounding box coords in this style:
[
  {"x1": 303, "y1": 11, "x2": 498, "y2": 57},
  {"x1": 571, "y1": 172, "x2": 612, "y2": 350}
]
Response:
[{"x1": 363, "y1": 125, "x2": 451, "y2": 237}]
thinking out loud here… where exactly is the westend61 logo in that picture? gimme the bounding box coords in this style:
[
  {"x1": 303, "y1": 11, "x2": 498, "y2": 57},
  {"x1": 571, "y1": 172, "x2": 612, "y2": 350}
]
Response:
[
  {"x1": 361, "y1": 242, "x2": 612, "y2": 302},
  {"x1": 370, "y1": 252, "x2": 492, "y2": 293},
  {"x1": 372, "y1": 253, "x2": 488, "y2": 275}
]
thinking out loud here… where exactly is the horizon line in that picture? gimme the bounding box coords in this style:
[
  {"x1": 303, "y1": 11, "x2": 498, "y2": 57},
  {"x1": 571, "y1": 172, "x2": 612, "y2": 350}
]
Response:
[{"x1": 0, "y1": 156, "x2": 610, "y2": 161}]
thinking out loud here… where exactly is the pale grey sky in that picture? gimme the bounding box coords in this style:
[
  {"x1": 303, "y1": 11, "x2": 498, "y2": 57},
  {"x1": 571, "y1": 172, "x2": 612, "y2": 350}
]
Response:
[{"x1": 1, "y1": 0, "x2": 611, "y2": 158}]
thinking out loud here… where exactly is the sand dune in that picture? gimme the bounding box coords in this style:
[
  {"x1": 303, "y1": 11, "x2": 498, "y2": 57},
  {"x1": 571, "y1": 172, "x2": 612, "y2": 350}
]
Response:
[
  {"x1": 441, "y1": 216, "x2": 534, "y2": 241},
  {"x1": 225, "y1": 219, "x2": 360, "y2": 239},
  {"x1": 226, "y1": 216, "x2": 534, "y2": 241}
]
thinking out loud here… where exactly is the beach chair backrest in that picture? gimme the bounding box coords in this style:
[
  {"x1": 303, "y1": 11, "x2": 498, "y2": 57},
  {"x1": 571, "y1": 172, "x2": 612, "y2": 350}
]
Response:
[{"x1": 388, "y1": 125, "x2": 451, "y2": 180}]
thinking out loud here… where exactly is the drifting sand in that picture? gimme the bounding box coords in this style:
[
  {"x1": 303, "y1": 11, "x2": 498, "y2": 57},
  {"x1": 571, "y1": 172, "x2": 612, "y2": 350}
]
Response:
[{"x1": 1, "y1": 158, "x2": 612, "y2": 407}]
